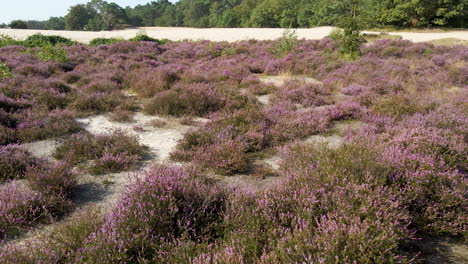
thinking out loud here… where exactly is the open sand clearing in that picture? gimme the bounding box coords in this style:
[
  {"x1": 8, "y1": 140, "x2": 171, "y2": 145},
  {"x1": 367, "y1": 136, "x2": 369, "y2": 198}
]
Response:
[
  {"x1": 76, "y1": 112, "x2": 189, "y2": 162},
  {"x1": 1, "y1": 27, "x2": 467, "y2": 43}
]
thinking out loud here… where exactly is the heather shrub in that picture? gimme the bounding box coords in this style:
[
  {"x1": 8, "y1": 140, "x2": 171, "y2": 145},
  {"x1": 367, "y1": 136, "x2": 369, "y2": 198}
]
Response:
[
  {"x1": 53, "y1": 130, "x2": 146, "y2": 174},
  {"x1": 0, "y1": 206, "x2": 103, "y2": 264},
  {"x1": 89, "y1": 150, "x2": 141, "y2": 175},
  {"x1": 69, "y1": 92, "x2": 123, "y2": 114},
  {"x1": 0, "y1": 182, "x2": 46, "y2": 239},
  {"x1": 125, "y1": 68, "x2": 178, "y2": 98},
  {"x1": 26, "y1": 162, "x2": 77, "y2": 197},
  {"x1": 349, "y1": 109, "x2": 467, "y2": 236},
  {"x1": 194, "y1": 140, "x2": 250, "y2": 175},
  {"x1": 16, "y1": 110, "x2": 81, "y2": 142},
  {"x1": 108, "y1": 109, "x2": 134, "y2": 123},
  {"x1": 373, "y1": 94, "x2": 435, "y2": 119},
  {"x1": 0, "y1": 109, "x2": 16, "y2": 128},
  {"x1": 270, "y1": 80, "x2": 332, "y2": 107},
  {"x1": 144, "y1": 83, "x2": 224, "y2": 117},
  {"x1": 77, "y1": 166, "x2": 226, "y2": 263},
  {"x1": 0, "y1": 126, "x2": 17, "y2": 145},
  {"x1": 0, "y1": 145, "x2": 39, "y2": 181}
]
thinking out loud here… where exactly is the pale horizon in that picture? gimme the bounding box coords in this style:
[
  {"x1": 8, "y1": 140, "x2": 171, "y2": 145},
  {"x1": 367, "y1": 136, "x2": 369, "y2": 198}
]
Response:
[{"x1": 0, "y1": 0, "x2": 178, "y2": 24}]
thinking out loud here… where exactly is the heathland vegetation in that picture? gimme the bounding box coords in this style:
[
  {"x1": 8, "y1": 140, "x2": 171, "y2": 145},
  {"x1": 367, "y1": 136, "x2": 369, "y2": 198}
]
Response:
[
  {"x1": 0, "y1": 22, "x2": 466, "y2": 262},
  {"x1": 2, "y1": 0, "x2": 466, "y2": 30}
]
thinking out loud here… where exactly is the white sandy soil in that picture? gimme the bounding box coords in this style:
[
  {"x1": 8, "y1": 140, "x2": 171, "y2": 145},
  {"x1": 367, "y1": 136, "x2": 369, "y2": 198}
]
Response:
[
  {"x1": 1, "y1": 27, "x2": 467, "y2": 43},
  {"x1": 76, "y1": 112, "x2": 189, "y2": 162}
]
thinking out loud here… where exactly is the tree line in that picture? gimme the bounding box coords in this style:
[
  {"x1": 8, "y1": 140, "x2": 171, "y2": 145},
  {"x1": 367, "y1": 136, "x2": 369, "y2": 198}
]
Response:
[{"x1": 2, "y1": 0, "x2": 466, "y2": 30}]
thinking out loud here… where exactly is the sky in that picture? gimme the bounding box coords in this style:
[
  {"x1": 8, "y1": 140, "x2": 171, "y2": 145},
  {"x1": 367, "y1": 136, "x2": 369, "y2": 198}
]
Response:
[{"x1": 0, "y1": 0, "x2": 177, "y2": 24}]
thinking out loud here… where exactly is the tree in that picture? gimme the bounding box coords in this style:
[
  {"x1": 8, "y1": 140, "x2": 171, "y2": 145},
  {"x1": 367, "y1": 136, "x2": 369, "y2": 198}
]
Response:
[
  {"x1": 86, "y1": 0, "x2": 128, "y2": 30},
  {"x1": 181, "y1": 0, "x2": 211, "y2": 27},
  {"x1": 46, "y1": 17, "x2": 66, "y2": 30},
  {"x1": 335, "y1": 0, "x2": 366, "y2": 58},
  {"x1": 9, "y1": 20, "x2": 28, "y2": 29},
  {"x1": 65, "y1": 4, "x2": 96, "y2": 30},
  {"x1": 374, "y1": 0, "x2": 466, "y2": 27}
]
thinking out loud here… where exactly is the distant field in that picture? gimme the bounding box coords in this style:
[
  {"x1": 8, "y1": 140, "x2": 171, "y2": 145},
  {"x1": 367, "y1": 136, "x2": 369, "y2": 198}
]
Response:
[{"x1": 1, "y1": 27, "x2": 468, "y2": 43}]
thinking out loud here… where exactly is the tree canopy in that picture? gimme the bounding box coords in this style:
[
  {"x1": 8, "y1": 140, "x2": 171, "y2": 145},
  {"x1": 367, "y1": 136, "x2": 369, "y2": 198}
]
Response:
[{"x1": 7, "y1": 0, "x2": 467, "y2": 30}]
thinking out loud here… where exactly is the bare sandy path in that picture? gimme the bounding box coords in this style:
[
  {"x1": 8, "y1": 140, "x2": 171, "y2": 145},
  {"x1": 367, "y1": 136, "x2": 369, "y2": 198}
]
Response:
[{"x1": 1, "y1": 27, "x2": 467, "y2": 43}]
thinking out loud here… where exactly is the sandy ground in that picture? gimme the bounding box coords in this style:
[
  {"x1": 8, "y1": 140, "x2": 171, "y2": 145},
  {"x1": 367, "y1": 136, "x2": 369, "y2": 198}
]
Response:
[
  {"x1": 76, "y1": 112, "x2": 189, "y2": 162},
  {"x1": 1, "y1": 27, "x2": 467, "y2": 43}
]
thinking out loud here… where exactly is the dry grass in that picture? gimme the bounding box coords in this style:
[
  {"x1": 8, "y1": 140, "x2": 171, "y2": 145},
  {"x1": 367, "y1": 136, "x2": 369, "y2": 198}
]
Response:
[
  {"x1": 362, "y1": 33, "x2": 402, "y2": 43},
  {"x1": 429, "y1": 38, "x2": 468, "y2": 46}
]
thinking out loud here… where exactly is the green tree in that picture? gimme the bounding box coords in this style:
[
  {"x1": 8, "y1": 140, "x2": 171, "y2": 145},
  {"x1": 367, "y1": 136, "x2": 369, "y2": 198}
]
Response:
[
  {"x1": 335, "y1": 0, "x2": 366, "y2": 59},
  {"x1": 65, "y1": 4, "x2": 96, "y2": 30},
  {"x1": 9, "y1": 20, "x2": 28, "y2": 29},
  {"x1": 375, "y1": 0, "x2": 466, "y2": 27},
  {"x1": 46, "y1": 17, "x2": 66, "y2": 30},
  {"x1": 181, "y1": 0, "x2": 211, "y2": 27}
]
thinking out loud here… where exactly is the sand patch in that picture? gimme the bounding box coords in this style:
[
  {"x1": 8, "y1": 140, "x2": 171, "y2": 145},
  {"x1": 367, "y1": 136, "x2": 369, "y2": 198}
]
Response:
[
  {"x1": 1, "y1": 27, "x2": 467, "y2": 43},
  {"x1": 76, "y1": 112, "x2": 189, "y2": 162},
  {"x1": 306, "y1": 135, "x2": 344, "y2": 149},
  {"x1": 22, "y1": 140, "x2": 58, "y2": 161},
  {"x1": 257, "y1": 75, "x2": 322, "y2": 87}
]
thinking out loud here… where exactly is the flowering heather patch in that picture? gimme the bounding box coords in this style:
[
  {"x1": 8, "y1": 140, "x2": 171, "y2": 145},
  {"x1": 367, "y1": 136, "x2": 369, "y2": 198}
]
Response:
[
  {"x1": 77, "y1": 166, "x2": 226, "y2": 263},
  {"x1": 0, "y1": 38, "x2": 467, "y2": 262},
  {"x1": 0, "y1": 206, "x2": 103, "y2": 264},
  {"x1": 194, "y1": 139, "x2": 250, "y2": 175},
  {"x1": 270, "y1": 80, "x2": 333, "y2": 107},
  {"x1": 0, "y1": 144, "x2": 39, "y2": 182},
  {"x1": 0, "y1": 182, "x2": 46, "y2": 239},
  {"x1": 0, "y1": 179, "x2": 71, "y2": 240},
  {"x1": 26, "y1": 162, "x2": 76, "y2": 197},
  {"x1": 144, "y1": 82, "x2": 225, "y2": 117},
  {"x1": 53, "y1": 130, "x2": 146, "y2": 174}
]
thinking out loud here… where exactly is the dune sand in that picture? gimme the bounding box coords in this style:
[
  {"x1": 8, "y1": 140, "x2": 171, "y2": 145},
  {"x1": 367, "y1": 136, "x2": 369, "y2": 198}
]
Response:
[{"x1": 1, "y1": 26, "x2": 467, "y2": 43}]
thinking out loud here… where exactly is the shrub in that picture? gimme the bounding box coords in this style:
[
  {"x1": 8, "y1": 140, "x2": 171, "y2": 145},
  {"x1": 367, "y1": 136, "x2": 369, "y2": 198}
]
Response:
[
  {"x1": 272, "y1": 28, "x2": 299, "y2": 56},
  {"x1": 26, "y1": 162, "x2": 77, "y2": 197},
  {"x1": 23, "y1": 34, "x2": 74, "y2": 47},
  {"x1": 373, "y1": 94, "x2": 434, "y2": 119},
  {"x1": 0, "y1": 182, "x2": 46, "y2": 239},
  {"x1": 144, "y1": 83, "x2": 224, "y2": 117},
  {"x1": 89, "y1": 149, "x2": 141, "y2": 175},
  {"x1": 0, "y1": 206, "x2": 103, "y2": 263},
  {"x1": 0, "y1": 145, "x2": 39, "y2": 182},
  {"x1": 0, "y1": 63, "x2": 12, "y2": 80},
  {"x1": 0, "y1": 34, "x2": 21, "y2": 47},
  {"x1": 35, "y1": 43, "x2": 69, "y2": 63},
  {"x1": 129, "y1": 33, "x2": 162, "y2": 43},
  {"x1": 88, "y1": 38, "x2": 123, "y2": 47},
  {"x1": 69, "y1": 92, "x2": 123, "y2": 115},
  {"x1": 77, "y1": 166, "x2": 226, "y2": 263},
  {"x1": 53, "y1": 130, "x2": 146, "y2": 174},
  {"x1": 194, "y1": 140, "x2": 250, "y2": 175},
  {"x1": 270, "y1": 80, "x2": 332, "y2": 107},
  {"x1": 126, "y1": 68, "x2": 178, "y2": 98},
  {"x1": 16, "y1": 110, "x2": 81, "y2": 143},
  {"x1": 108, "y1": 109, "x2": 134, "y2": 123}
]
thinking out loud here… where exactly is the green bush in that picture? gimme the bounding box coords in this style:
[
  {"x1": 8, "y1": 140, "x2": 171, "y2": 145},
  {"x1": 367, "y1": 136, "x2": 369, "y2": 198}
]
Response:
[
  {"x1": 23, "y1": 34, "x2": 74, "y2": 47},
  {"x1": 88, "y1": 37, "x2": 123, "y2": 46},
  {"x1": 0, "y1": 64, "x2": 12, "y2": 80},
  {"x1": 0, "y1": 34, "x2": 21, "y2": 47},
  {"x1": 35, "y1": 43, "x2": 69, "y2": 63},
  {"x1": 129, "y1": 33, "x2": 160, "y2": 43},
  {"x1": 272, "y1": 28, "x2": 299, "y2": 56}
]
